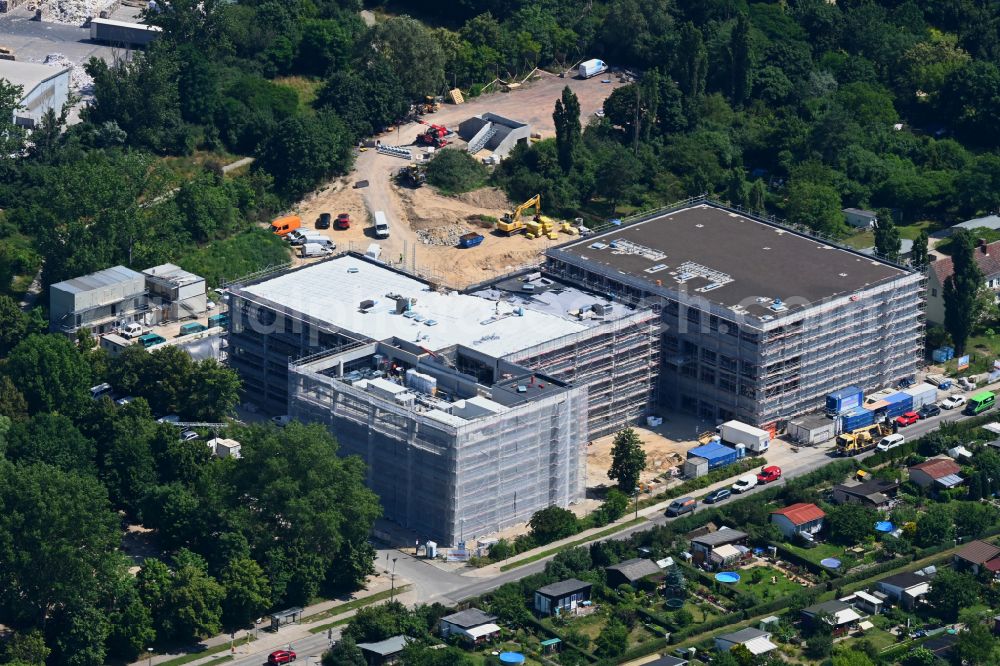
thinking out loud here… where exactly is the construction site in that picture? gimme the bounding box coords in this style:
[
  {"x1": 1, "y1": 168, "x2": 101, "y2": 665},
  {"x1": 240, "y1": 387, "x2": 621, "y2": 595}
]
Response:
[
  {"x1": 225, "y1": 253, "x2": 660, "y2": 544},
  {"x1": 285, "y1": 70, "x2": 623, "y2": 288},
  {"x1": 544, "y1": 200, "x2": 927, "y2": 429}
]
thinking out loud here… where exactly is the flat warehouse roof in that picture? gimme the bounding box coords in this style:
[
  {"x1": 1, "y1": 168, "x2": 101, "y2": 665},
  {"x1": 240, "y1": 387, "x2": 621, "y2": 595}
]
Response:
[
  {"x1": 550, "y1": 204, "x2": 909, "y2": 316},
  {"x1": 236, "y1": 255, "x2": 589, "y2": 358}
]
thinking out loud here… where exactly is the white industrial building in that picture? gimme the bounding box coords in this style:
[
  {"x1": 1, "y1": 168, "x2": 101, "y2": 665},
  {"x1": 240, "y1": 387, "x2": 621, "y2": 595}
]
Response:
[
  {"x1": 50, "y1": 265, "x2": 148, "y2": 335},
  {"x1": 0, "y1": 60, "x2": 70, "y2": 128},
  {"x1": 143, "y1": 263, "x2": 207, "y2": 321}
]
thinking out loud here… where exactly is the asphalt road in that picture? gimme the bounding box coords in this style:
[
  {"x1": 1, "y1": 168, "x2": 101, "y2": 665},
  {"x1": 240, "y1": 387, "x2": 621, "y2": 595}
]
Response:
[{"x1": 231, "y1": 390, "x2": 988, "y2": 665}]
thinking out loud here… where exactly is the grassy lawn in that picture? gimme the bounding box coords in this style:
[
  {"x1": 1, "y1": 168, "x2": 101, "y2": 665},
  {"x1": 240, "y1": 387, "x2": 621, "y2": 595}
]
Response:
[
  {"x1": 156, "y1": 638, "x2": 252, "y2": 666},
  {"x1": 843, "y1": 229, "x2": 875, "y2": 250},
  {"x1": 898, "y1": 219, "x2": 936, "y2": 241},
  {"x1": 304, "y1": 584, "x2": 412, "y2": 624},
  {"x1": 732, "y1": 566, "x2": 805, "y2": 601},
  {"x1": 273, "y1": 76, "x2": 323, "y2": 109},
  {"x1": 158, "y1": 149, "x2": 239, "y2": 187},
  {"x1": 469, "y1": 641, "x2": 545, "y2": 665},
  {"x1": 498, "y1": 518, "x2": 645, "y2": 572},
  {"x1": 781, "y1": 541, "x2": 847, "y2": 566}
]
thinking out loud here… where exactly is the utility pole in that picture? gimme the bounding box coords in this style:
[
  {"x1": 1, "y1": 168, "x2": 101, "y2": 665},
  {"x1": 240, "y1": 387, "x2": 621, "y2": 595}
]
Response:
[{"x1": 390, "y1": 557, "x2": 398, "y2": 602}]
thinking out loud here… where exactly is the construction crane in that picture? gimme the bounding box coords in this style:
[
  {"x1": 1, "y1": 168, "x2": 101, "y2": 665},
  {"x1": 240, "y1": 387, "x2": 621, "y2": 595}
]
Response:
[
  {"x1": 497, "y1": 194, "x2": 541, "y2": 235},
  {"x1": 415, "y1": 120, "x2": 451, "y2": 148}
]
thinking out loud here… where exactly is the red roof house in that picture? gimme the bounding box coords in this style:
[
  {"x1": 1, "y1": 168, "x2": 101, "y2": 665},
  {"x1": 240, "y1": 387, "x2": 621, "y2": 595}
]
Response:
[
  {"x1": 908, "y1": 458, "x2": 963, "y2": 489},
  {"x1": 770, "y1": 503, "x2": 826, "y2": 539}
]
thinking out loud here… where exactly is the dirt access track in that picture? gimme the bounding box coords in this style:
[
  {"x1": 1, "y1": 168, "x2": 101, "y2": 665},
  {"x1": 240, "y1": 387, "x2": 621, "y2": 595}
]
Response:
[{"x1": 290, "y1": 71, "x2": 624, "y2": 288}]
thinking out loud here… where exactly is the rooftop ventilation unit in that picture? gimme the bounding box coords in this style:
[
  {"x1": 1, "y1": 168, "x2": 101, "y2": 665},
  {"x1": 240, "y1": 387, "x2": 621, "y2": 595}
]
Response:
[{"x1": 769, "y1": 298, "x2": 788, "y2": 313}]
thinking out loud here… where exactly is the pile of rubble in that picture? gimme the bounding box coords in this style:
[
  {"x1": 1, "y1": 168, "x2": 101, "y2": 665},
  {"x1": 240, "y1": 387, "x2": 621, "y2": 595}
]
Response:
[
  {"x1": 416, "y1": 226, "x2": 470, "y2": 247},
  {"x1": 35, "y1": 0, "x2": 111, "y2": 25},
  {"x1": 42, "y1": 53, "x2": 94, "y2": 94}
]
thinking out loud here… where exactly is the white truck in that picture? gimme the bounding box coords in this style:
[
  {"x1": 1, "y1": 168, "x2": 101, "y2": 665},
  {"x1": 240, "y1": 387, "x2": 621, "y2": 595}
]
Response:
[
  {"x1": 718, "y1": 420, "x2": 770, "y2": 454},
  {"x1": 578, "y1": 58, "x2": 609, "y2": 79},
  {"x1": 365, "y1": 243, "x2": 382, "y2": 261},
  {"x1": 373, "y1": 211, "x2": 390, "y2": 238},
  {"x1": 300, "y1": 242, "x2": 334, "y2": 258},
  {"x1": 287, "y1": 230, "x2": 330, "y2": 246}
]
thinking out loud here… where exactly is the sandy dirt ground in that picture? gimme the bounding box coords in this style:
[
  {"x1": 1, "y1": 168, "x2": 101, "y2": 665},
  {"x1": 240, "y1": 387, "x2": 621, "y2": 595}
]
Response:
[
  {"x1": 283, "y1": 71, "x2": 623, "y2": 288},
  {"x1": 587, "y1": 427, "x2": 690, "y2": 490}
]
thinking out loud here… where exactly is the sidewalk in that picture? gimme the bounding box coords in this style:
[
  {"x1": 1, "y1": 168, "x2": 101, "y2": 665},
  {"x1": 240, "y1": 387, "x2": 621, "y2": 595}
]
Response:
[
  {"x1": 134, "y1": 574, "x2": 405, "y2": 666},
  {"x1": 462, "y1": 443, "x2": 832, "y2": 578}
]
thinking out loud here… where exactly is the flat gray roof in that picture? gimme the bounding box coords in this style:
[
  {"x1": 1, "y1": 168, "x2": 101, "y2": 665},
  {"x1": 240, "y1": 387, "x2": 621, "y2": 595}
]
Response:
[
  {"x1": 536, "y1": 578, "x2": 591, "y2": 598},
  {"x1": 51, "y1": 265, "x2": 145, "y2": 294},
  {"x1": 0, "y1": 60, "x2": 69, "y2": 96},
  {"x1": 143, "y1": 263, "x2": 203, "y2": 287},
  {"x1": 549, "y1": 204, "x2": 908, "y2": 317},
  {"x1": 441, "y1": 608, "x2": 497, "y2": 628}
]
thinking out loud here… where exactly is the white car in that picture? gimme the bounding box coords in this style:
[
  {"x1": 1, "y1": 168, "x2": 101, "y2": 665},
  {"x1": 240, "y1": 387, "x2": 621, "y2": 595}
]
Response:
[
  {"x1": 941, "y1": 395, "x2": 967, "y2": 410},
  {"x1": 876, "y1": 433, "x2": 905, "y2": 452},
  {"x1": 272, "y1": 415, "x2": 291, "y2": 428},
  {"x1": 731, "y1": 475, "x2": 758, "y2": 493},
  {"x1": 179, "y1": 430, "x2": 199, "y2": 441},
  {"x1": 156, "y1": 414, "x2": 180, "y2": 424}
]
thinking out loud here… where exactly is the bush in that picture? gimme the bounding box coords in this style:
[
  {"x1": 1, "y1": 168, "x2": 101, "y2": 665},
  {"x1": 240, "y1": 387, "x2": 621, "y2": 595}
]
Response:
[
  {"x1": 177, "y1": 228, "x2": 289, "y2": 288},
  {"x1": 425, "y1": 149, "x2": 489, "y2": 194}
]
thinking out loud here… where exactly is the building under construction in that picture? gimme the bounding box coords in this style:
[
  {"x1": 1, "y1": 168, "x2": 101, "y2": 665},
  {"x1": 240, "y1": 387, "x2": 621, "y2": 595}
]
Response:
[
  {"x1": 545, "y1": 200, "x2": 925, "y2": 430},
  {"x1": 225, "y1": 255, "x2": 660, "y2": 543}
]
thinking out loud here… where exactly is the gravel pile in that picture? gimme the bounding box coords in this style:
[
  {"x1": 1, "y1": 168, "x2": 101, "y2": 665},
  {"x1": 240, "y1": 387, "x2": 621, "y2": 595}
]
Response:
[{"x1": 417, "y1": 227, "x2": 467, "y2": 247}]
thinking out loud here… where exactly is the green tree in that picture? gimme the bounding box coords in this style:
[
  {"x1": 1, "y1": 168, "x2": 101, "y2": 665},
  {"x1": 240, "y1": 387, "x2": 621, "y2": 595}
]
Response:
[
  {"x1": 728, "y1": 13, "x2": 753, "y2": 105},
  {"x1": 365, "y1": 17, "x2": 445, "y2": 99},
  {"x1": 220, "y1": 556, "x2": 272, "y2": 630},
  {"x1": 256, "y1": 111, "x2": 354, "y2": 197},
  {"x1": 322, "y1": 636, "x2": 366, "y2": 666},
  {"x1": 6, "y1": 413, "x2": 95, "y2": 474},
  {"x1": 944, "y1": 229, "x2": 985, "y2": 354},
  {"x1": 954, "y1": 621, "x2": 996, "y2": 665},
  {"x1": 553, "y1": 86, "x2": 581, "y2": 172},
  {"x1": 528, "y1": 505, "x2": 578, "y2": 543},
  {"x1": 4, "y1": 334, "x2": 91, "y2": 416},
  {"x1": 105, "y1": 578, "x2": 156, "y2": 662},
  {"x1": 399, "y1": 644, "x2": 474, "y2": 666},
  {"x1": 595, "y1": 618, "x2": 628, "y2": 658},
  {"x1": 676, "y1": 22, "x2": 707, "y2": 99},
  {"x1": 0, "y1": 461, "x2": 122, "y2": 627},
  {"x1": 486, "y1": 583, "x2": 529, "y2": 627},
  {"x1": 185, "y1": 359, "x2": 242, "y2": 421},
  {"x1": 786, "y1": 181, "x2": 844, "y2": 236},
  {"x1": 160, "y1": 554, "x2": 225, "y2": 641},
  {"x1": 228, "y1": 423, "x2": 380, "y2": 602},
  {"x1": 608, "y1": 427, "x2": 647, "y2": 493},
  {"x1": 343, "y1": 601, "x2": 424, "y2": 643},
  {"x1": 601, "y1": 488, "x2": 630, "y2": 523},
  {"x1": 832, "y1": 649, "x2": 876, "y2": 666},
  {"x1": 315, "y1": 54, "x2": 408, "y2": 139},
  {"x1": 749, "y1": 179, "x2": 766, "y2": 213},
  {"x1": 903, "y1": 646, "x2": 942, "y2": 666},
  {"x1": 955, "y1": 501, "x2": 998, "y2": 539},
  {"x1": 911, "y1": 229, "x2": 930, "y2": 268},
  {"x1": 425, "y1": 149, "x2": 489, "y2": 194},
  {"x1": 3, "y1": 630, "x2": 50, "y2": 665},
  {"x1": 826, "y1": 503, "x2": 878, "y2": 546},
  {"x1": 47, "y1": 603, "x2": 111, "y2": 666},
  {"x1": 805, "y1": 632, "x2": 833, "y2": 659},
  {"x1": 873, "y1": 208, "x2": 902, "y2": 261},
  {"x1": 915, "y1": 503, "x2": 954, "y2": 547},
  {"x1": 0, "y1": 295, "x2": 43, "y2": 357},
  {"x1": 927, "y1": 569, "x2": 980, "y2": 622}
]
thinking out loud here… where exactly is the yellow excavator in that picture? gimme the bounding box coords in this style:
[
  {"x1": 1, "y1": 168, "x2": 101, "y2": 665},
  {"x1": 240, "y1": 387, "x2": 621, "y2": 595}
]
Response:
[
  {"x1": 836, "y1": 423, "x2": 892, "y2": 456},
  {"x1": 498, "y1": 194, "x2": 541, "y2": 235}
]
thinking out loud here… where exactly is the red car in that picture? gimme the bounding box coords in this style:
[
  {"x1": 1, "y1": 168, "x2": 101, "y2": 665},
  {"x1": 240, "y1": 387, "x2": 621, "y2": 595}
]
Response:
[
  {"x1": 334, "y1": 213, "x2": 351, "y2": 230},
  {"x1": 895, "y1": 411, "x2": 919, "y2": 427},
  {"x1": 268, "y1": 650, "x2": 296, "y2": 665},
  {"x1": 757, "y1": 465, "x2": 782, "y2": 484}
]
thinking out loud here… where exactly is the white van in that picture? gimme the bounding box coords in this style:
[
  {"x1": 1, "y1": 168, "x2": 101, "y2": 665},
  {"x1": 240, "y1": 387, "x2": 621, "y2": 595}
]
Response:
[
  {"x1": 876, "y1": 433, "x2": 905, "y2": 452},
  {"x1": 373, "y1": 211, "x2": 390, "y2": 238},
  {"x1": 120, "y1": 322, "x2": 143, "y2": 339},
  {"x1": 300, "y1": 242, "x2": 334, "y2": 258},
  {"x1": 287, "y1": 230, "x2": 327, "y2": 246}
]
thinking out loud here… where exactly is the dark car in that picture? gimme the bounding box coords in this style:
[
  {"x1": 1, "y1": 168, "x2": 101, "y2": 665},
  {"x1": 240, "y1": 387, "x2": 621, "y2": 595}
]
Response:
[
  {"x1": 316, "y1": 213, "x2": 331, "y2": 229},
  {"x1": 703, "y1": 488, "x2": 731, "y2": 504},
  {"x1": 918, "y1": 403, "x2": 941, "y2": 418},
  {"x1": 268, "y1": 650, "x2": 296, "y2": 665}
]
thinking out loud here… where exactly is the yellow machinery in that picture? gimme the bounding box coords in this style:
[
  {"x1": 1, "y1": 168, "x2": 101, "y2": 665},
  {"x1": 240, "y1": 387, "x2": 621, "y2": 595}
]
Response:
[
  {"x1": 498, "y1": 194, "x2": 541, "y2": 235},
  {"x1": 836, "y1": 423, "x2": 891, "y2": 456}
]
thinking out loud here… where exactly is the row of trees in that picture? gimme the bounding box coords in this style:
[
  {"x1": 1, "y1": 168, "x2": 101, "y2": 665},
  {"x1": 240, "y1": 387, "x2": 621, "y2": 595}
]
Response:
[
  {"x1": 0, "y1": 312, "x2": 381, "y2": 664},
  {"x1": 491, "y1": 2, "x2": 1000, "y2": 239}
]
